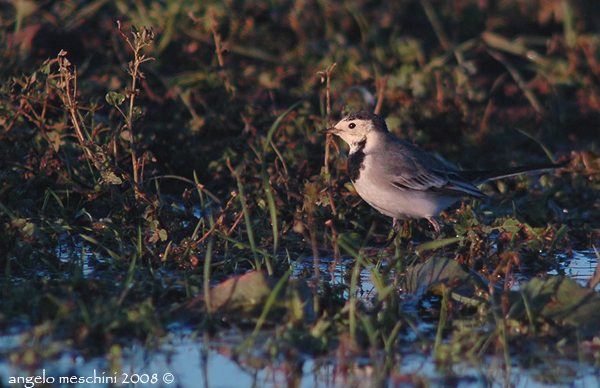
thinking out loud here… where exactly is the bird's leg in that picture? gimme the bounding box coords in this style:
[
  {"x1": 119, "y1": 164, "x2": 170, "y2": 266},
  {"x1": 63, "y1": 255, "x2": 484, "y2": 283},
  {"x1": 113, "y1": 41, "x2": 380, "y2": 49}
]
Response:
[
  {"x1": 384, "y1": 218, "x2": 402, "y2": 247},
  {"x1": 425, "y1": 216, "x2": 441, "y2": 234}
]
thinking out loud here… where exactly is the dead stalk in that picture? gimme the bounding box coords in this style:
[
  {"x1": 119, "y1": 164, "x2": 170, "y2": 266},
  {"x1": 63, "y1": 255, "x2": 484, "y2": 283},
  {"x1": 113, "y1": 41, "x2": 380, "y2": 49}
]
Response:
[
  {"x1": 57, "y1": 51, "x2": 93, "y2": 160},
  {"x1": 116, "y1": 21, "x2": 155, "y2": 184},
  {"x1": 317, "y1": 63, "x2": 338, "y2": 215}
]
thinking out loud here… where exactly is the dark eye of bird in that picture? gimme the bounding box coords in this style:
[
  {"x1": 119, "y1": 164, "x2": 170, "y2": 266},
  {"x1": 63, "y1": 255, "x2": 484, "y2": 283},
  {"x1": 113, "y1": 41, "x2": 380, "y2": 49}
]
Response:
[{"x1": 349, "y1": 123, "x2": 356, "y2": 129}]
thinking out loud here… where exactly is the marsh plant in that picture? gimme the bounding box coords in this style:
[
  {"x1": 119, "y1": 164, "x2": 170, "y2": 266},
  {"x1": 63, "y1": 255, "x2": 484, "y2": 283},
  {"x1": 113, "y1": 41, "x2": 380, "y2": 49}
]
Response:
[{"x1": 0, "y1": 1, "x2": 599, "y2": 385}]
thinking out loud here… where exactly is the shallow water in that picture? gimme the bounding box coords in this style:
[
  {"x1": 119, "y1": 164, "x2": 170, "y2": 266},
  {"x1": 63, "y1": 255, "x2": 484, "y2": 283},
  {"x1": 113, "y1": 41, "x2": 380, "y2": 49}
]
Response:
[
  {"x1": 2, "y1": 330, "x2": 599, "y2": 388},
  {"x1": 548, "y1": 249, "x2": 599, "y2": 289},
  {"x1": 1, "y1": 249, "x2": 599, "y2": 387}
]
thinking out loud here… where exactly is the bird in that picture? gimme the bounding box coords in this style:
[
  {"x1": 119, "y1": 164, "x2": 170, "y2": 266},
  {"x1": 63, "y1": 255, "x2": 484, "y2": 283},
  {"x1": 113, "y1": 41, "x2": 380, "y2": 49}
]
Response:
[{"x1": 323, "y1": 111, "x2": 565, "y2": 234}]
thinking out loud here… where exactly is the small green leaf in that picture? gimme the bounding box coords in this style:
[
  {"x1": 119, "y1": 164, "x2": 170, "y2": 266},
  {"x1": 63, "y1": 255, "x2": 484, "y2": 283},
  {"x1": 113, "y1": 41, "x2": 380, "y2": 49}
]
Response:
[
  {"x1": 158, "y1": 229, "x2": 168, "y2": 242},
  {"x1": 131, "y1": 106, "x2": 143, "y2": 120},
  {"x1": 101, "y1": 170, "x2": 123, "y2": 185},
  {"x1": 105, "y1": 91, "x2": 125, "y2": 106},
  {"x1": 502, "y1": 218, "x2": 521, "y2": 233},
  {"x1": 47, "y1": 131, "x2": 64, "y2": 152}
]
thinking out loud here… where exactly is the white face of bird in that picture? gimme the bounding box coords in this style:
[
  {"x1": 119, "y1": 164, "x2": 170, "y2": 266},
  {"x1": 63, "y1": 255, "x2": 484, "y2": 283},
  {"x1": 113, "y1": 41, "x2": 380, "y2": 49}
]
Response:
[{"x1": 324, "y1": 112, "x2": 387, "y2": 149}]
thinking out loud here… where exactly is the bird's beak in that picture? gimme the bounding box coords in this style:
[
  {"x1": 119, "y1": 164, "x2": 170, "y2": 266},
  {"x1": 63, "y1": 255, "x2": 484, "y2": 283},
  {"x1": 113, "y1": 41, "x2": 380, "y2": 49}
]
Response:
[{"x1": 322, "y1": 126, "x2": 337, "y2": 134}]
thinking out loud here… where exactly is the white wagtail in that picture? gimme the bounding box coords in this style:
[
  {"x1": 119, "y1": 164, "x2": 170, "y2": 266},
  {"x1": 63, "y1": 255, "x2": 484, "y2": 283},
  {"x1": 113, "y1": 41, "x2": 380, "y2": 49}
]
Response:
[{"x1": 324, "y1": 111, "x2": 565, "y2": 233}]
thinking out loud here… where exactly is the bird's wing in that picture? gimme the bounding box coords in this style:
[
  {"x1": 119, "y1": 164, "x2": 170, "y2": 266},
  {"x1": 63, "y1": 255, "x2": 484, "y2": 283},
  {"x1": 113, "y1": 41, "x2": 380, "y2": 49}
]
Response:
[
  {"x1": 377, "y1": 140, "x2": 485, "y2": 198},
  {"x1": 389, "y1": 166, "x2": 485, "y2": 198}
]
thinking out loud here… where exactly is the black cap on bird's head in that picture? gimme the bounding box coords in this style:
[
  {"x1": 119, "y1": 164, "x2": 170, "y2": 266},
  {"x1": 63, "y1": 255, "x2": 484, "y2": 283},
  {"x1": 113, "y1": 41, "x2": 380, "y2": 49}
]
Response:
[
  {"x1": 323, "y1": 111, "x2": 389, "y2": 136},
  {"x1": 343, "y1": 111, "x2": 389, "y2": 133}
]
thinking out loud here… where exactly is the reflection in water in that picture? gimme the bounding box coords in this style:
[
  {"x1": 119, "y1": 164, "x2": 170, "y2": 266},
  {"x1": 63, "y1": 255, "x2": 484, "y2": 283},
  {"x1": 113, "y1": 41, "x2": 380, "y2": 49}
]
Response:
[
  {"x1": 1, "y1": 250, "x2": 599, "y2": 387},
  {"x1": 2, "y1": 331, "x2": 598, "y2": 387},
  {"x1": 548, "y1": 249, "x2": 600, "y2": 289}
]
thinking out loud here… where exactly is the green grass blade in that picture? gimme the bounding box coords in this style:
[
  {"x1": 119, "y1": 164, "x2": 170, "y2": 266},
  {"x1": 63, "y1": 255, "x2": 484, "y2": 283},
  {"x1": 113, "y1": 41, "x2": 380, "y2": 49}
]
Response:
[
  {"x1": 261, "y1": 102, "x2": 301, "y2": 257},
  {"x1": 252, "y1": 267, "x2": 293, "y2": 336},
  {"x1": 233, "y1": 168, "x2": 261, "y2": 271}
]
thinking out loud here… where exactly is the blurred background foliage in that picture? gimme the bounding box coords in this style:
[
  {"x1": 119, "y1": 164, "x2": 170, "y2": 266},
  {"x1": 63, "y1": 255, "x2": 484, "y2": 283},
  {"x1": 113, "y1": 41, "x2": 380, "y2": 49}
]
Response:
[{"x1": 0, "y1": 0, "x2": 598, "y2": 271}]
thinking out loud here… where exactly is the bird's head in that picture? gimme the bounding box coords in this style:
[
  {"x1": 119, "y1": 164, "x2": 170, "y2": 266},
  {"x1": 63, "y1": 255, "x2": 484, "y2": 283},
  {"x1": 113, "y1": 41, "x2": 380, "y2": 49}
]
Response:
[{"x1": 323, "y1": 111, "x2": 389, "y2": 148}]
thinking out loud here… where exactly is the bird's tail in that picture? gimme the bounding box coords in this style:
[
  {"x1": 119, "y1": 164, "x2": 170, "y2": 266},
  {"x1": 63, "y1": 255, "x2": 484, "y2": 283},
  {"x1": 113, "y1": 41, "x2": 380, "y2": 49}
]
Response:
[{"x1": 459, "y1": 160, "x2": 568, "y2": 185}]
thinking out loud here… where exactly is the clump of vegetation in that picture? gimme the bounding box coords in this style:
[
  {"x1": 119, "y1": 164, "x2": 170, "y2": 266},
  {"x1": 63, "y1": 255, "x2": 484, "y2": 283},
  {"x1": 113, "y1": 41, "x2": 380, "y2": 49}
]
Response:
[{"x1": 1, "y1": 0, "x2": 600, "y2": 385}]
